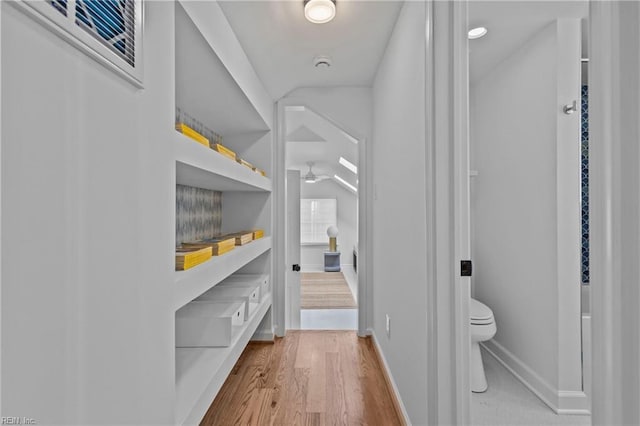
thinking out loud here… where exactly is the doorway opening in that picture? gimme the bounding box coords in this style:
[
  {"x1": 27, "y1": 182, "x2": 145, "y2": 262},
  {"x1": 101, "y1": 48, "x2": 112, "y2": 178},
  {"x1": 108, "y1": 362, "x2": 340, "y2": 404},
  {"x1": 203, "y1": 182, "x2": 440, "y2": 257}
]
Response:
[
  {"x1": 467, "y1": 1, "x2": 591, "y2": 424},
  {"x1": 283, "y1": 104, "x2": 360, "y2": 330}
]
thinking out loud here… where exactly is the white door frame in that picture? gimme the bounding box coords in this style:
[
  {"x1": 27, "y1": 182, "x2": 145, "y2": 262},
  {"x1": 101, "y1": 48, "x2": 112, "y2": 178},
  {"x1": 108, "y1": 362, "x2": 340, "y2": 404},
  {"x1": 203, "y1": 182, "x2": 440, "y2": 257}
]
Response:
[
  {"x1": 285, "y1": 169, "x2": 302, "y2": 330},
  {"x1": 273, "y1": 97, "x2": 371, "y2": 337},
  {"x1": 442, "y1": 1, "x2": 633, "y2": 425},
  {"x1": 588, "y1": 2, "x2": 640, "y2": 424},
  {"x1": 426, "y1": 1, "x2": 470, "y2": 424}
]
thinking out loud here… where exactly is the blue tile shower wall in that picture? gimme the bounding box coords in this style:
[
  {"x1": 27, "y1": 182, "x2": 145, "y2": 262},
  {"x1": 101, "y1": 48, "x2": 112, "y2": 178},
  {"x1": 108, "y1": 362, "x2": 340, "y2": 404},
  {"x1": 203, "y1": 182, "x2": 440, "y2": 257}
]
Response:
[
  {"x1": 176, "y1": 185, "x2": 222, "y2": 246},
  {"x1": 581, "y1": 86, "x2": 590, "y2": 284}
]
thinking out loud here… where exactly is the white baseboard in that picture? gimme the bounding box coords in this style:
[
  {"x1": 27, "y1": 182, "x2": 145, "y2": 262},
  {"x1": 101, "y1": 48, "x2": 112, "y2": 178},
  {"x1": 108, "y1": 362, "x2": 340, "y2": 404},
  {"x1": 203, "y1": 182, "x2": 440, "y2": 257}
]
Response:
[
  {"x1": 581, "y1": 314, "x2": 592, "y2": 411},
  {"x1": 482, "y1": 340, "x2": 590, "y2": 415},
  {"x1": 370, "y1": 329, "x2": 412, "y2": 425}
]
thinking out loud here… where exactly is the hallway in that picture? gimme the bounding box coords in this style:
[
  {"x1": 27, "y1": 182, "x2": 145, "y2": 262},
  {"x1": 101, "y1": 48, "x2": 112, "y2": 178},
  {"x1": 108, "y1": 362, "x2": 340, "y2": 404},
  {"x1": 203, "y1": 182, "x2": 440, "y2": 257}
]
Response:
[{"x1": 201, "y1": 331, "x2": 403, "y2": 425}]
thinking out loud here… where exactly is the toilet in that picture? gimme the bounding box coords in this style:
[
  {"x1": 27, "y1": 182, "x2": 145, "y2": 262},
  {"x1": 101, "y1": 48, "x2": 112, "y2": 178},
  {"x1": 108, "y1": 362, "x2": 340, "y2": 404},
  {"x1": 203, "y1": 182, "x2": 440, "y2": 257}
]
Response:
[{"x1": 470, "y1": 298, "x2": 497, "y2": 392}]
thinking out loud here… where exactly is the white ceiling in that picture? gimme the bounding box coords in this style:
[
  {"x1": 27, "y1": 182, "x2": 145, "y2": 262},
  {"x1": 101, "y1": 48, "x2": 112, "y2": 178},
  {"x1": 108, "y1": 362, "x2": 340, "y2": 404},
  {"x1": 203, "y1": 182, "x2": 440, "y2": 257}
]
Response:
[
  {"x1": 219, "y1": 0, "x2": 403, "y2": 100},
  {"x1": 469, "y1": 1, "x2": 588, "y2": 84}
]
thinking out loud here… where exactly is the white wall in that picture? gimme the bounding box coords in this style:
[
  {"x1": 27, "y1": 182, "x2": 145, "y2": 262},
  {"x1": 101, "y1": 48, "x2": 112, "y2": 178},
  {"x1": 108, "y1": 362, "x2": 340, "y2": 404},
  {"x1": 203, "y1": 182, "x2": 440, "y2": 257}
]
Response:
[
  {"x1": 1, "y1": 3, "x2": 175, "y2": 423},
  {"x1": 471, "y1": 19, "x2": 584, "y2": 412},
  {"x1": 299, "y1": 179, "x2": 357, "y2": 271},
  {"x1": 371, "y1": 2, "x2": 428, "y2": 423}
]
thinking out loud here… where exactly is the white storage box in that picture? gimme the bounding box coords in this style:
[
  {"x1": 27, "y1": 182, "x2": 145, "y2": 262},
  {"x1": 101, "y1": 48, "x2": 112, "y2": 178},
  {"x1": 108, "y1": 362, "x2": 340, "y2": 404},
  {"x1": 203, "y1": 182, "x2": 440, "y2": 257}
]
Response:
[
  {"x1": 197, "y1": 285, "x2": 259, "y2": 320},
  {"x1": 175, "y1": 300, "x2": 245, "y2": 347},
  {"x1": 218, "y1": 274, "x2": 270, "y2": 301}
]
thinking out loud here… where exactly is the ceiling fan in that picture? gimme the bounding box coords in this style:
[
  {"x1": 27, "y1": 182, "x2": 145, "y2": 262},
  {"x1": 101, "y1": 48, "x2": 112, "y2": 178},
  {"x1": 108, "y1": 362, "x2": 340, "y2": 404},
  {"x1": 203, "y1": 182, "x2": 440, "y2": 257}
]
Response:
[{"x1": 301, "y1": 161, "x2": 331, "y2": 183}]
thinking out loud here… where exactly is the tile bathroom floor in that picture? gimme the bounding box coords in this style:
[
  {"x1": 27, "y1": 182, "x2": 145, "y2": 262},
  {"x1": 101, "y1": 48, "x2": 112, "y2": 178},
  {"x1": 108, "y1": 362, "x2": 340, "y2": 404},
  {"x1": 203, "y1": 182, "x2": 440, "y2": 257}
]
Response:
[{"x1": 472, "y1": 348, "x2": 591, "y2": 426}]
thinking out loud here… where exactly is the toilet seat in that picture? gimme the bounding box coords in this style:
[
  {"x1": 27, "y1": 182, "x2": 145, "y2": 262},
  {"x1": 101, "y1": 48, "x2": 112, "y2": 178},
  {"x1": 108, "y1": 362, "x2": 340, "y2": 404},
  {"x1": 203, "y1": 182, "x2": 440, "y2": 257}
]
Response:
[
  {"x1": 470, "y1": 299, "x2": 494, "y2": 325},
  {"x1": 471, "y1": 318, "x2": 494, "y2": 325}
]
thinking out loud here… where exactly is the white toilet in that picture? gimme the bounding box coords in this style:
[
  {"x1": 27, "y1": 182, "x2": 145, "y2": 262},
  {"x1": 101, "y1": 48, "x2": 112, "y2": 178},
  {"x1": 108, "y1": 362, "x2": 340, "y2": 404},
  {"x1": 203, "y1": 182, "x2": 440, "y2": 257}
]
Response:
[{"x1": 470, "y1": 298, "x2": 497, "y2": 392}]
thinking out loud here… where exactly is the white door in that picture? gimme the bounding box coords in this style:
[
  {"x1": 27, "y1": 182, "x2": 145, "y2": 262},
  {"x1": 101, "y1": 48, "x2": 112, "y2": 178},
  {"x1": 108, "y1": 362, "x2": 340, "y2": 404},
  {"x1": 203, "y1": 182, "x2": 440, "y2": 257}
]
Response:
[{"x1": 285, "y1": 169, "x2": 301, "y2": 329}]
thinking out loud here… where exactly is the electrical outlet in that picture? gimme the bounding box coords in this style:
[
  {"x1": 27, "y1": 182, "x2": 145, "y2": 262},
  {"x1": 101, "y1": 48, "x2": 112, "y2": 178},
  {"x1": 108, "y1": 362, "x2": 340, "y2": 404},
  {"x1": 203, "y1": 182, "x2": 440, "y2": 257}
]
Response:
[{"x1": 385, "y1": 314, "x2": 391, "y2": 338}]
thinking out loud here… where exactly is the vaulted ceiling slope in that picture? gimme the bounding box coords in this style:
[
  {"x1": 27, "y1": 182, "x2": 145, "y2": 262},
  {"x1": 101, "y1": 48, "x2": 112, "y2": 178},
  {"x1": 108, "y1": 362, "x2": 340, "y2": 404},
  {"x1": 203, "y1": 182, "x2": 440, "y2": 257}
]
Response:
[
  {"x1": 219, "y1": 1, "x2": 403, "y2": 100},
  {"x1": 469, "y1": 1, "x2": 588, "y2": 84},
  {"x1": 286, "y1": 106, "x2": 358, "y2": 190}
]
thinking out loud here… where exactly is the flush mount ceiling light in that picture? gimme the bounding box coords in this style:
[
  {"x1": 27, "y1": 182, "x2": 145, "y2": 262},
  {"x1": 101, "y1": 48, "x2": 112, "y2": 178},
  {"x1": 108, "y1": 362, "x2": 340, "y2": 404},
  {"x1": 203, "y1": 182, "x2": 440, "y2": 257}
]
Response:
[
  {"x1": 304, "y1": 0, "x2": 336, "y2": 24},
  {"x1": 468, "y1": 27, "x2": 488, "y2": 39}
]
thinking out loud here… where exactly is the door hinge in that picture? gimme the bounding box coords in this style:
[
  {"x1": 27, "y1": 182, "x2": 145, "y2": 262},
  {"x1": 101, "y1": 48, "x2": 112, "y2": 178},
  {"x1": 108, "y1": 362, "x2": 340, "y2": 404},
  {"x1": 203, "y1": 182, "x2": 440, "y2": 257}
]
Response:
[
  {"x1": 461, "y1": 260, "x2": 472, "y2": 277},
  {"x1": 292, "y1": 264, "x2": 301, "y2": 272}
]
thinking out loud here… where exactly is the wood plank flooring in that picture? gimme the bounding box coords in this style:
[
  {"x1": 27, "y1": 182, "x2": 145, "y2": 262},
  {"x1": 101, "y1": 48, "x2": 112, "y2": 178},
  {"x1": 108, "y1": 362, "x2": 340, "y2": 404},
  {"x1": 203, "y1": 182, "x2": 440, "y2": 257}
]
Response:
[{"x1": 200, "y1": 331, "x2": 403, "y2": 426}]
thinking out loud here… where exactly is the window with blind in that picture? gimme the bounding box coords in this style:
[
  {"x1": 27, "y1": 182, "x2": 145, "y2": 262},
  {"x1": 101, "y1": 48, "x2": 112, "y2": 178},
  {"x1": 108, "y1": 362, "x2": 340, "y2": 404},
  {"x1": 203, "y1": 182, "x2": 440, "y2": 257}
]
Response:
[
  {"x1": 16, "y1": 0, "x2": 142, "y2": 86},
  {"x1": 301, "y1": 199, "x2": 337, "y2": 244},
  {"x1": 75, "y1": 0, "x2": 136, "y2": 66}
]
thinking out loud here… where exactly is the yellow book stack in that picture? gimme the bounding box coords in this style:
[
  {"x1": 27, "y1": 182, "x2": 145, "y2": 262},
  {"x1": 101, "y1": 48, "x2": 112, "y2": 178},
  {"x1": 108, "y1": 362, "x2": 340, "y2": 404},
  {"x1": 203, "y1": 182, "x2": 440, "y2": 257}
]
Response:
[
  {"x1": 236, "y1": 158, "x2": 254, "y2": 170},
  {"x1": 251, "y1": 229, "x2": 264, "y2": 240},
  {"x1": 223, "y1": 231, "x2": 254, "y2": 246},
  {"x1": 175, "y1": 123, "x2": 210, "y2": 148},
  {"x1": 181, "y1": 237, "x2": 236, "y2": 256},
  {"x1": 211, "y1": 144, "x2": 236, "y2": 161},
  {"x1": 252, "y1": 167, "x2": 267, "y2": 177},
  {"x1": 175, "y1": 246, "x2": 212, "y2": 271}
]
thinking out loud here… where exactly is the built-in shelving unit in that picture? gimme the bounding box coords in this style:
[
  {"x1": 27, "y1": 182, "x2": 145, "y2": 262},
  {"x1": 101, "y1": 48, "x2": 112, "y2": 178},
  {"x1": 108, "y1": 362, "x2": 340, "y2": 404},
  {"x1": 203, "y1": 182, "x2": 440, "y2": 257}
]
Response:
[
  {"x1": 173, "y1": 237, "x2": 271, "y2": 311},
  {"x1": 175, "y1": 132, "x2": 271, "y2": 193},
  {"x1": 175, "y1": 293, "x2": 273, "y2": 425},
  {"x1": 172, "y1": 1, "x2": 275, "y2": 424}
]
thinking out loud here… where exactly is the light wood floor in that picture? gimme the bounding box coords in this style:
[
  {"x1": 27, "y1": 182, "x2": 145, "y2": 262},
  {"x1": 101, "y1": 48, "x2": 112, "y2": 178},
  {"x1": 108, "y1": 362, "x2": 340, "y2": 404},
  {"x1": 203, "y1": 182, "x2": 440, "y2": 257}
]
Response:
[{"x1": 201, "y1": 331, "x2": 403, "y2": 426}]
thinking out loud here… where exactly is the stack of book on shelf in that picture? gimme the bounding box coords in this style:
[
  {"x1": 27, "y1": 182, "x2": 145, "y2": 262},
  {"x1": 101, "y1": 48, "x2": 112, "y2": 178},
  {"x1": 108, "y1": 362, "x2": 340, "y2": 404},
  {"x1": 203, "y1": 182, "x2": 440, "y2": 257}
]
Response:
[
  {"x1": 235, "y1": 157, "x2": 267, "y2": 178},
  {"x1": 251, "y1": 229, "x2": 264, "y2": 240},
  {"x1": 210, "y1": 143, "x2": 236, "y2": 161},
  {"x1": 181, "y1": 236, "x2": 236, "y2": 256},
  {"x1": 174, "y1": 118, "x2": 268, "y2": 178},
  {"x1": 175, "y1": 246, "x2": 212, "y2": 271},
  {"x1": 252, "y1": 166, "x2": 267, "y2": 177},
  {"x1": 223, "y1": 231, "x2": 254, "y2": 246},
  {"x1": 175, "y1": 123, "x2": 209, "y2": 148},
  {"x1": 236, "y1": 158, "x2": 253, "y2": 170}
]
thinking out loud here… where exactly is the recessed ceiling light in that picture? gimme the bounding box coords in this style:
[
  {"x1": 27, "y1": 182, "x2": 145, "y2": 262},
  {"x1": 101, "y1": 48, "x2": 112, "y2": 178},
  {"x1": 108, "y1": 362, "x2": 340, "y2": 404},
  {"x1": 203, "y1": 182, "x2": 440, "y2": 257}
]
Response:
[
  {"x1": 468, "y1": 27, "x2": 488, "y2": 40},
  {"x1": 304, "y1": 0, "x2": 336, "y2": 24}
]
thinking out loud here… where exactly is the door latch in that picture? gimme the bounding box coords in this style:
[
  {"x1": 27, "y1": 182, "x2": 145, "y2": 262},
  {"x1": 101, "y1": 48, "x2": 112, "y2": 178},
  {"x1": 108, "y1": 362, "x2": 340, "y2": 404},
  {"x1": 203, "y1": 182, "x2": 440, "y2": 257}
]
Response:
[
  {"x1": 292, "y1": 264, "x2": 301, "y2": 272},
  {"x1": 461, "y1": 260, "x2": 472, "y2": 277}
]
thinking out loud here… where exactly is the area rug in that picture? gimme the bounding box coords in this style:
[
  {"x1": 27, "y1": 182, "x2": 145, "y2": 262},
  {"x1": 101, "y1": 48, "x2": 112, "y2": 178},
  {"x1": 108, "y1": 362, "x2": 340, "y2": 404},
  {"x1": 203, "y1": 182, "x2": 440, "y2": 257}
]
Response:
[{"x1": 301, "y1": 272, "x2": 357, "y2": 309}]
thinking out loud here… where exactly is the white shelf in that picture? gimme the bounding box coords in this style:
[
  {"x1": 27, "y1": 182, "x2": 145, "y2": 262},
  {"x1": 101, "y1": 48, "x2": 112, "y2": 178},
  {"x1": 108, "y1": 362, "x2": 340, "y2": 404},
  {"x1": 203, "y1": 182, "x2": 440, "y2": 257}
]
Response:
[
  {"x1": 175, "y1": 2, "x2": 271, "y2": 136},
  {"x1": 175, "y1": 293, "x2": 272, "y2": 425},
  {"x1": 173, "y1": 237, "x2": 271, "y2": 311},
  {"x1": 175, "y1": 132, "x2": 272, "y2": 193}
]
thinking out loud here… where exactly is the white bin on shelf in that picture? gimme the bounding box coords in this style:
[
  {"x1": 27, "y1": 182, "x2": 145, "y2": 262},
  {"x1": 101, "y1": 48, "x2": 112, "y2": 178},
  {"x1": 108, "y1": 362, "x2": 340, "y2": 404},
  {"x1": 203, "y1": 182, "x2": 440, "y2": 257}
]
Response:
[
  {"x1": 218, "y1": 274, "x2": 270, "y2": 301},
  {"x1": 197, "y1": 285, "x2": 259, "y2": 320},
  {"x1": 176, "y1": 300, "x2": 245, "y2": 348}
]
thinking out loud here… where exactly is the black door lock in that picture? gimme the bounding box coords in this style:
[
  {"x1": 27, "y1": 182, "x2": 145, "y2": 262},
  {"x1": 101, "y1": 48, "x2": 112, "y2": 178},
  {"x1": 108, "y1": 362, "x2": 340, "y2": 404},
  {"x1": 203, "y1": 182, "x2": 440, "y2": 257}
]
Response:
[
  {"x1": 292, "y1": 264, "x2": 301, "y2": 272},
  {"x1": 461, "y1": 260, "x2": 472, "y2": 277}
]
